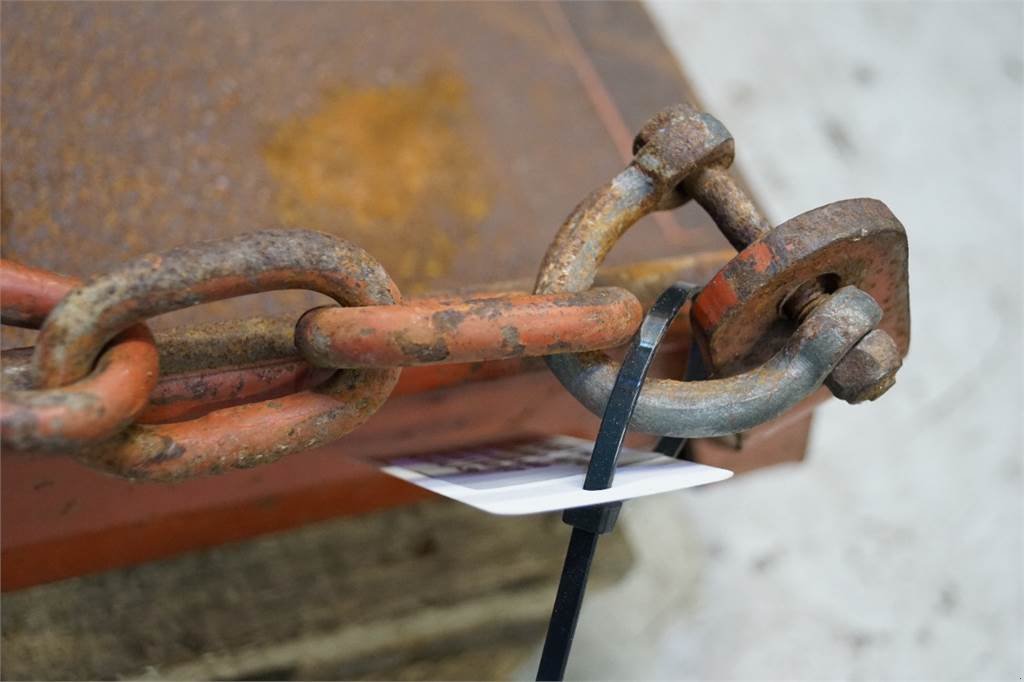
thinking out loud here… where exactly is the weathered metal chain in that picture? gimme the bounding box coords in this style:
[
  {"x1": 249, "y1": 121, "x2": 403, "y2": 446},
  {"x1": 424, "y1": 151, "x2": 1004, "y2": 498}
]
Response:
[
  {"x1": 0, "y1": 105, "x2": 909, "y2": 481},
  {"x1": 0, "y1": 237, "x2": 644, "y2": 480},
  {"x1": 534, "y1": 104, "x2": 908, "y2": 435}
]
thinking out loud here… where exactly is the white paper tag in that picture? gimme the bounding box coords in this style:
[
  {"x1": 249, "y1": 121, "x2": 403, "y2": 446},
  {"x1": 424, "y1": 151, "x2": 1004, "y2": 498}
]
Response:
[{"x1": 374, "y1": 435, "x2": 733, "y2": 516}]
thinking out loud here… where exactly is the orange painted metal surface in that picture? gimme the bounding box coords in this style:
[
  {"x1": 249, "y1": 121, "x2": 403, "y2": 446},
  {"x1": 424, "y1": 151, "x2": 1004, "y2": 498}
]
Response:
[{"x1": 0, "y1": 458, "x2": 432, "y2": 592}]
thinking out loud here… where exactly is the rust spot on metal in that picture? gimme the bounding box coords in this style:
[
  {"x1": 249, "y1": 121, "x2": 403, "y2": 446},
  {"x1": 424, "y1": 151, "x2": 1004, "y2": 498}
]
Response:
[
  {"x1": 394, "y1": 331, "x2": 451, "y2": 364},
  {"x1": 263, "y1": 72, "x2": 492, "y2": 291},
  {"x1": 431, "y1": 309, "x2": 466, "y2": 332},
  {"x1": 499, "y1": 325, "x2": 526, "y2": 356}
]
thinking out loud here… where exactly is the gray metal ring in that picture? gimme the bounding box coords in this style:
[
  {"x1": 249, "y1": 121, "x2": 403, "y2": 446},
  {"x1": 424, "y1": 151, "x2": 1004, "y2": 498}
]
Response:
[
  {"x1": 545, "y1": 286, "x2": 880, "y2": 437},
  {"x1": 534, "y1": 108, "x2": 886, "y2": 437}
]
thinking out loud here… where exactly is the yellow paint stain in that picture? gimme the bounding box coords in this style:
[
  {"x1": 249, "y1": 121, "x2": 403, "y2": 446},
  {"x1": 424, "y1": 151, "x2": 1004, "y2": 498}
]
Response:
[{"x1": 263, "y1": 72, "x2": 491, "y2": 291}]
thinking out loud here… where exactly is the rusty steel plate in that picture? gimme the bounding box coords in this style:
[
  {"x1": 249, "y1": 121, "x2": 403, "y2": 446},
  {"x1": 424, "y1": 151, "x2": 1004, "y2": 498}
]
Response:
[
  {"x1": 691, "y1": 198, "x2": 910, "y2": 377},
  {"x1": 0, "y1": 1, "x2": 728, "y2": 353}
]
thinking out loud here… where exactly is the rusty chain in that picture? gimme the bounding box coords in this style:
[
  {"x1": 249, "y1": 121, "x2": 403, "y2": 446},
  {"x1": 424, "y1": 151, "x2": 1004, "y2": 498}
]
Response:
[
  {"x1": 534, "y1": 104, "x2": 909, "y2": 435},
  {"x1": 0, "y1": 105, "x2": 910, "y2": 481}
]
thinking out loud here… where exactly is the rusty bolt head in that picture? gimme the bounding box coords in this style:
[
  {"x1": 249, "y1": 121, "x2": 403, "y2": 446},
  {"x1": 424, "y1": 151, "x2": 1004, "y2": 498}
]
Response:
[
  {"x1": 631, "y1": 105, "x2": 735, "y2": 211},
  {"x1": 825, "y1": 329, "x2": 902, "y2": 404}
]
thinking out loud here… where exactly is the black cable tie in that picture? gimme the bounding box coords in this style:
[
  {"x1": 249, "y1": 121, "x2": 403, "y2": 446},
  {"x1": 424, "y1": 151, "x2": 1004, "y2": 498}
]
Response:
[{"x1": 536, "y1": 281, "x2": 700, "y2": 682}]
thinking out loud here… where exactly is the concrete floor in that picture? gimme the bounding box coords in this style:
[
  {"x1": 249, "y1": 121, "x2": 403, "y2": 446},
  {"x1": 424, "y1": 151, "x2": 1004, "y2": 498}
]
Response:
[{"x1": 520, "y1": 3, "x2": 1023, "y2": 680}]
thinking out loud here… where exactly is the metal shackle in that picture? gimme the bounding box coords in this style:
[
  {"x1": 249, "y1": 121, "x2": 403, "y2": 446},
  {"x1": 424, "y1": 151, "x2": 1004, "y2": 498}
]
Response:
[{"x1": 534, "y1": 105, "x2": 902, "y2": 437}]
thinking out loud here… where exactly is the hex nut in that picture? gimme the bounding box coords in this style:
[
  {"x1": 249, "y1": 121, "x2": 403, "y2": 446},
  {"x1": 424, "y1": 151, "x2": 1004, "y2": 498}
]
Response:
[{"x1": 825, "y1": 329, "x2": 902, "y2": 404}]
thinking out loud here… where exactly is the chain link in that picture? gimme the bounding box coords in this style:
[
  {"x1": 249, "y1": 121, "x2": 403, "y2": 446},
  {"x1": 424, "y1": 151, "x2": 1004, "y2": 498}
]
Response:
[{"x1": 0, "y1": 105, "x2": 910, "y2": 480}]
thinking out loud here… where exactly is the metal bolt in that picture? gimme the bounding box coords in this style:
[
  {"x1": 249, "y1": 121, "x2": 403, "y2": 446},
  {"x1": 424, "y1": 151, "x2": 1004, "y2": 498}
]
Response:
[
  {"x1": 824, "y1": 329, "x2": 902, "y2": 403},
  {"x1": 683, "y1": 166, "x2": 772, "y2": 251}
]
